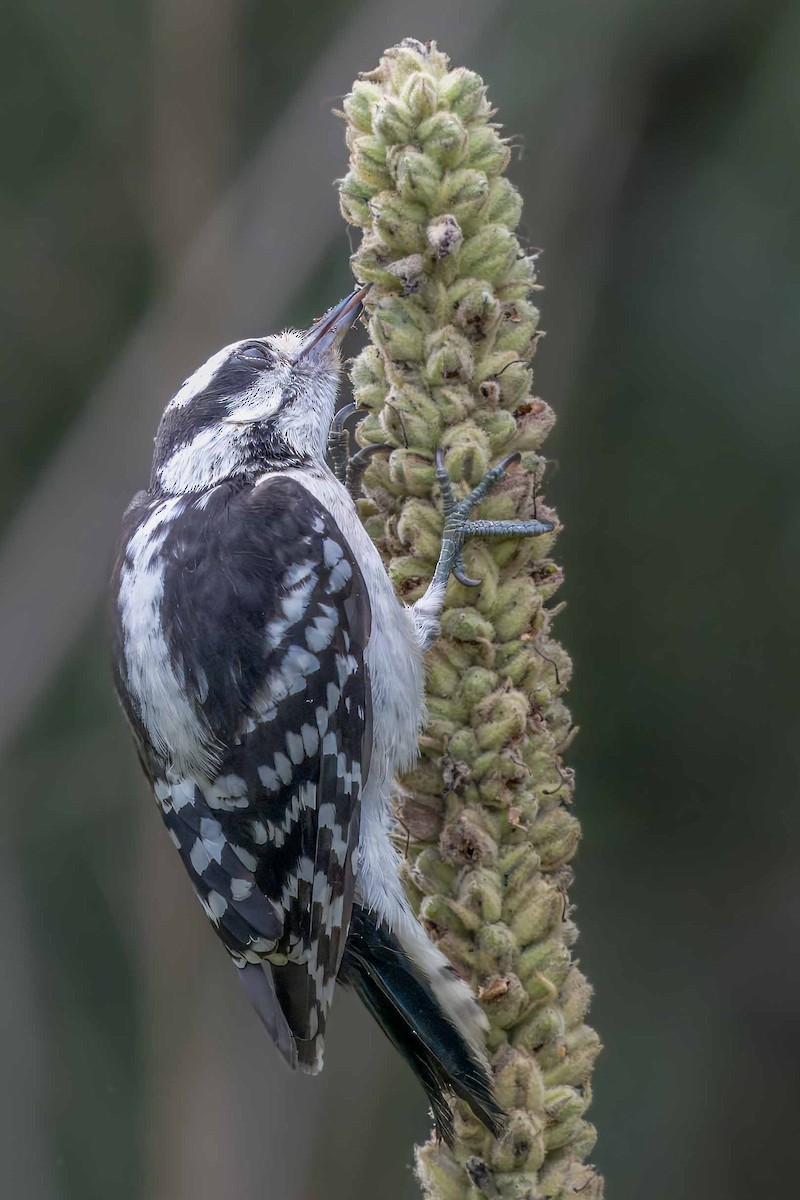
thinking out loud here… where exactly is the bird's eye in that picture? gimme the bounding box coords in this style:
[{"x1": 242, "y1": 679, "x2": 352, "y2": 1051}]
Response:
[{"x1": 237, "y1": 343, "x2": 274, "y2": 367}]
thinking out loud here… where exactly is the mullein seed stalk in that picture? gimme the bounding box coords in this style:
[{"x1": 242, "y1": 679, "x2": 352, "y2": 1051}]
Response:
[{"x1": 338, "y1": 39, "x2": 603, "y2": 1200}]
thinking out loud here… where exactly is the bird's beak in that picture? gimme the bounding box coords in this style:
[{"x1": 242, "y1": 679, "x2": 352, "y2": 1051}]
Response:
[{"x1": 294, "y1": 283, "x2": 370, "y2": 362}]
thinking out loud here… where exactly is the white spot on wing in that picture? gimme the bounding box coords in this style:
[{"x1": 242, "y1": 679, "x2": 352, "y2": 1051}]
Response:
[
  {"x1": 286, "y1": 731, "x2": 305, "y2": 764},
  {"x1": 231, "y1": 878, "x2": 254, "y2": 901},
  {"x1": 323, "y1": 538, "x2": 343, "y2": 567}
]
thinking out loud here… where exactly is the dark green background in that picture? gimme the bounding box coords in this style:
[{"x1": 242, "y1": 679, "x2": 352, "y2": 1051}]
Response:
[{"x1": 2, "y1": 1, "x2": 798, "y2": 1197}]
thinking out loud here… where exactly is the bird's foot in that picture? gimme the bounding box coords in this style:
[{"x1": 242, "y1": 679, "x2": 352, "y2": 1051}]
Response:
[
  {"x1": 434, "y1": 450, "x2": 554, "y2": 588},
  {"x1": 327, "y1": 405, "x2": 391, "y2": 501}
]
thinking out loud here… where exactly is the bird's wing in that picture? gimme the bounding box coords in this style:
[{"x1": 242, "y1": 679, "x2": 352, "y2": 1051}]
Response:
[{"x1": 140, "y1": 475, "x2": 372, "y2": 1068}]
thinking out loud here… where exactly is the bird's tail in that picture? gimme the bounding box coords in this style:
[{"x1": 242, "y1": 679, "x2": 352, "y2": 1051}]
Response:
[{"x1": 339, "y1": 904, "x2": 504, "y2": 1145}]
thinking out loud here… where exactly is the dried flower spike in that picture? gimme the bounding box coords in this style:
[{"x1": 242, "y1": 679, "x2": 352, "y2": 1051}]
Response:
[{"x1": 340, "y1": 38, "x2": 604, "y2": 1200}]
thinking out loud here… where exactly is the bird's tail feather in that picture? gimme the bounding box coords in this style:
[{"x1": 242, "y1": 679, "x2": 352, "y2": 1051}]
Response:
[
  {"x1": 339, "y1": 904, "x2": 504, "y2": 1144},
  {"x1": 237, "y1": 961, "x2": 298, "y2": 1069}
]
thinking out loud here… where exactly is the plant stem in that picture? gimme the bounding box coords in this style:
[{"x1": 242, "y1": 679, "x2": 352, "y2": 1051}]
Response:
[{"x1": 339, "y1": 39, "x2": 603, "y2": 1200}]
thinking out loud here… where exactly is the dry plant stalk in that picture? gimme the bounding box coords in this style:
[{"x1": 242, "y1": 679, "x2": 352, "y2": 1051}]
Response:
[{"x1": 338, "y1": 39, "x2": 603, "y2": 1200}]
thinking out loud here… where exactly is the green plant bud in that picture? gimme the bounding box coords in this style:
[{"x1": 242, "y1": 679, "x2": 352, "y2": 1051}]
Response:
[
  {"x1": 382, "y1": 38, "x2": 438, "y2": 86},
  {"x1": 441, "y1": 424, "x2": 490, "y2": 485},
  {"x1": 369, "y1": 189, "x2": 428, "y2": 252},
  {"x1": 438, "y1": 635, "x2": 483, "y2": 674},
  {"x1": 493, "y1": 579, "x2": 541, "y2": 641},
  {"x1": 438, "y1": 66, "x2": 490, "y2": 121},
  {"x1": 440, "y1": 606, "x2": 494, "y2": 644},
  {"x1": 508, "y1": 880, "x2": 562, "y2": 946},
  {"x1": 454, "y1": 283, "x2": 502, "y2": 342},
  {"x1": 359, "y1": 448, "x2": 396, "y2": 495},
  {"x1": 404, "y1": 755, "x2": 446, "y2": 795},
  {"x1": 486, "y1": 176, "x2": 523, "y2": 228},
  {"x1": 518, "y1": 938, "x2": 572, "y2": 993},
  {"x1": 351, "y1": 134, "x2": 392, "y2": 189},
  {"x1": 474, "y1": 920, "x2": 518, "y2": 975},
  {"x1": 511, "y1": 399, "x2": 557, "y2": 450},
  {"x1": 543, "y1": 1110, "x2": 587, "y2": 1154},
  {"x1": 475, "y1": 408, "x2": 518, "y2": 452},
  {"x1": 416, "y1": 1140, "x2": 470, "y2": 1200},
  {"x1": 473, "y1": 691, "x2": 528, "y2": 751},
  {"x1": 503, "y1": 865, "x2": 553, "y2": 920},
  {"x1": 447, "y1": 727, "x2": 479, "y2": 766},
  {"x1": 373, "y1": 306, "x2": 426, "y2": 362},
  {"x1": 423, "y1": 326, "x2": 474, "y2": 384},
  {"x1": 394, "y1": 488, "x2": 441, "y2": 544},
  {"x1": 461, "y1": 665, "x2": 499, "y2": 706},
  {"x1": 467, "y1": 748, "x2": 499, "y2": 782},
  {"x1": 494, "y1": 313, "x2": 537, "y2": 358},
  {"x1": 385, "y1": 253, "x2": 425, "y2": 292},
  {"x1": 545, "y1": 1160, "x2": 603, "y2": 1200},
  {"x1": 418, "y1": 110, "x2": 468, "y2": 168},
  {"x1": 436, "y1": 168, "x2": 490, "y2": 229},
  {"x1": 561, "y1": 1120, "x2": 598, "y2": 1165},
  {"x1": 514, "y1": 1003, "x2": 565, "y2": 1052},
  {"x1": 500, "y1": 840, "x2": 540, "y2": 884},
  {"x1": 411, "y1": 847, "x2": 456, "y2": 896},
  {"x1": 523, "y1": 970, "x2": 560, "y2": 1009},
  {"x1": 426, "y1": 646, "x2": 461, "y2": 698},
  {"x1": 560, "y1": 968, "x2": 594, "y2": 1028},
  {"x1": 457, "y1": 868, "x2": 503, "y2": 923},
  {"x1": 478, "y1": 972, "x2": 529, "y2": 1030},
  {"x1": 477, "y1": 763, "x2": 528, "y2": 807},
  {"x1": 494, "y1": 641, "x2": 534, "y2": 686},
  {"x1": 440, "y1": 809, "x2": 498, "y2": 867},
  {"x1": 540, "y1": 1026, "x2": 602, "y2": 1087},
  {"x1": 495, "y1": 253, "x2": 537, "y2": 301},
  {"x1": 338, "y1": 179, "x2": 372, "y2": 225},
  {"x1": 460, "y1": 225, "x2": 518, "y2": 284},
  {"x1": 420, "y1": 892, "x2": 473, "y2": 935},
  {"x1": 395, "y1": 146, "x2": 442, "y2": 207},
  {"x1": 361, "y1": 513, "x2": 386, "y2": 542},
  {"x1": 372, "y1": 94, "x2": 416, "y2": 144},
  {"x1": 388, "y1": 450, "x2": 437, "y2": 498},
  {"x1": 354, "y1": 245, "x2": 404, "y2": 289},
  {"x1": 489, "y1": 1109, "x2": 545, "y2": 1172},
  {"x1": 430, "y1": 383, "x2": 472, "y2": 424},
  {"x1": 531, "y1": 808, "x2": 581, "y2": 870},
  {"x1": 467, "y1": 124, "x2": 511, "y2": 176},
  {"x1": 492, "y1": 1045, "x2": 546, "y2": 1114},
  {"x1": 477, "y1": 354, "x2": 532, "y2": 409},
  {"x1": 401, "y1": 69, "x2": 438, "y2": 122},
  {"x1": 531, "y1": 563, "x2": 565, "y2": 606},
  {"x1": 427, "y1": 213, "x2": 463, "y2": 258},
  {"x1": 388, "y1": 554, "x2": 433, "y2": 600},
  {"x1": 342, "y1": 82, "x2": 384, "y2": 134},
  {"x1": 348, "y1": 346, "x2": 386, "y2": 407}
]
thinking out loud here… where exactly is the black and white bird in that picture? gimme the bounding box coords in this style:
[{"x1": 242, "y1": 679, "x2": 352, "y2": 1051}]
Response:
[{"x1": 110, "y1": 285, "x2": 553, "y2": 1142}]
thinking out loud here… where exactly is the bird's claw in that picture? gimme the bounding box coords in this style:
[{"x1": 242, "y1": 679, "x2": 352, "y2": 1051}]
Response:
[
  {"x1": 328, "y1": 406, "x2": 391, "y2": 501},
  {"x1": 434, "y1": 449, "x2": 554, "y2": 589}
]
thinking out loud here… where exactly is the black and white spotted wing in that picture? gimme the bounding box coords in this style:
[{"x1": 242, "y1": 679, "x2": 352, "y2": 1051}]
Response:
[{"x1": 111, "y1": 475, "x2": 371, "y2": 1070}]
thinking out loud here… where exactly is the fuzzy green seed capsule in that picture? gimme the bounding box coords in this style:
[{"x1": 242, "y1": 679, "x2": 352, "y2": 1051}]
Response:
[{"x1": 438, "y1": 66, "x2": 490, "y2": 121}]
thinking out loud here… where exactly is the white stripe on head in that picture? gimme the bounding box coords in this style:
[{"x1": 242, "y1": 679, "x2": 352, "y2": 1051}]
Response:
[{"x1": 168, "y1": 345, "x2": 235, "y2": 410}]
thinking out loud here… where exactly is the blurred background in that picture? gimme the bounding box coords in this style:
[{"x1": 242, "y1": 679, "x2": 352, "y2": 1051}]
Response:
[{"x1": 1, "y1": 1, "x2": 798, "y2": 1197}]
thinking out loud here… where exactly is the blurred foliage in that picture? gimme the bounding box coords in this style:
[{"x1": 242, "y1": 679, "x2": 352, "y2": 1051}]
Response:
[{"x1": 1, "y1": 1, "x2": 798, "y2": 1199}]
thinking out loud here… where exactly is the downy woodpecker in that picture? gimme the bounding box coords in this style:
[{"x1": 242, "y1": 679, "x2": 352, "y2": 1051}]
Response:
[{"x1": 110, "y1": 285, "x2": 553, "y2": 1142}]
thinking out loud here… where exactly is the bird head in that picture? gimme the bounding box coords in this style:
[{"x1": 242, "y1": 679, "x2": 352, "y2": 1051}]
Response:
[{"x1": 150, "y1": 284, "x2": 368, "y2": 494}]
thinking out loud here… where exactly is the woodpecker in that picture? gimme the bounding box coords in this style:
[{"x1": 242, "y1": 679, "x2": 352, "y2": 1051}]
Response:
[{"x1": 110, "y1": 284, "x2": 553, "y2": 1143}]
